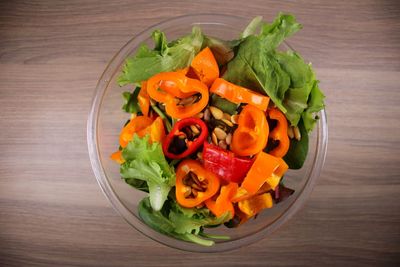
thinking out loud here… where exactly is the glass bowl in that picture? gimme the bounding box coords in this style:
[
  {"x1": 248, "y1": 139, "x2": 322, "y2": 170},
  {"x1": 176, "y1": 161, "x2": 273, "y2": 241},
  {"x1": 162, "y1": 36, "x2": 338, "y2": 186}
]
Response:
[{"x1": 87, "y1": 14, "x2": 328, "y2": 252}]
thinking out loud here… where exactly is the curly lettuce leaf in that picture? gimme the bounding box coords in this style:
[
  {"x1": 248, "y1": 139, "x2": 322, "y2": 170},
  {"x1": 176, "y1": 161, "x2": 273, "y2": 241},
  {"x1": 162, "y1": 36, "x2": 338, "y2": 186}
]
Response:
[
  {"x1": 118, "y1": 27, "x2": 204, "y2": 86},
  {"x1": 120, "y1": 135, "x2": 175, "y2": 211}
]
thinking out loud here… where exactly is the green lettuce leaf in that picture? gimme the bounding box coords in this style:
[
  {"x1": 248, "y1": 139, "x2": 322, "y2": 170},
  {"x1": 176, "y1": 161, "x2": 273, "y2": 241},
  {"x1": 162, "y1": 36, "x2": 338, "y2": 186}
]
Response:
[
  {"x1": 138, "y1": 197, "x2": 230, "y2": 246},
  {"x1": 122, "y1": 88, "x2": 140, "y2": 114},
  {"x1": 118, "y1": 27, "x2": 204, "y2": 86},
  {"x1": 223, "y1": 13, "x2": 324, "y2": 132},
  {"x1": 223, "y1": 13, "x2": 300, "y2": 112},
  {"x1": 120, "y1": 135, "x2": 175, "y2": 211},
  {"x1": 283, "y1": 119, "x2": 309, "y2": 169}
]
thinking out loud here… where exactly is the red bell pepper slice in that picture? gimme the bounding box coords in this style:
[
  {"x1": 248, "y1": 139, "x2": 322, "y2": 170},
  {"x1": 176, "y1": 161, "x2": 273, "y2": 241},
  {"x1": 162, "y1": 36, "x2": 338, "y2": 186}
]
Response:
[
  {"x1": 202, "y1": 142, "x2": 254, "y2": 183},
  {"x1": 162, "y1": 118, "x2": 208, "y2": 159}
]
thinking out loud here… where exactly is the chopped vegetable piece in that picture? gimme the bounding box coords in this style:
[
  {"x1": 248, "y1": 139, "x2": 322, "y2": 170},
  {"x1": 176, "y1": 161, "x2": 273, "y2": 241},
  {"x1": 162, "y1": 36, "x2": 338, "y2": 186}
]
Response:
[
  {"x1": 202, "y1": 142, "x2": 254, "y2": 183},
  {"x1": 205, "y1": 182, "x2": 238, "y2": 218},
  {"x1": 163, "y1": 118, "x2": 208, "y2": 159},
  {"x1": 190, "y1": 47, "x2": 219, "y2": 87},
  {"x1": 119, "y1": 116, "x2": 154, "y2": 148},
  {"x1": 234, "y1": 152, "x2": 288, "y2": 202},
  {"x1": 231, "y1": 104, "x2": 269, "y2": 156},
  {"x1": 146, "y1": 71, "x2": 209, "y2": 119},
  {"x1": 175, "y1": 159, "x2": 220, "y2": 208},
  {"x1": 138, "y1": 81, "x2": 150, "y2": 116},
  {"x1": 210, "y1": 78, "x2": 270, "y2": 111},
  {"x1": 267, "y1": 108, "x2": 290, "y2": 157},
  {"x1": 238, "y1": 192, "x2": 273, "y2": 218}
]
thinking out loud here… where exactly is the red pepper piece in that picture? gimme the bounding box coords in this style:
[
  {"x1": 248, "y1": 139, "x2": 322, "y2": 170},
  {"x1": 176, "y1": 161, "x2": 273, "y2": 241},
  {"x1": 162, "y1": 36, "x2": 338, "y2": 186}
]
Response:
[
  {"x1": 162, "y1": 118, "x2": 208, "y2": 159},
  {"x1": 202, "y1": 142, "x2": 254, "y2": 184}
]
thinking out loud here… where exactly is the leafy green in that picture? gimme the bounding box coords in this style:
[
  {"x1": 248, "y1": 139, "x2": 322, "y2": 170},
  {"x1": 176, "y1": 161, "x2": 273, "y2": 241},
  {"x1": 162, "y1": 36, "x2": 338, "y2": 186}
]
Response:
[
  {"x1": 118, "y1": 27, "x2": 204, "y2": 86},
  {"x1": 122, "y1": 88, "x2": 140, "y2": 113},
  {"x1": 302, "y1": 81, "x2": 325, "y2": 132},
  {"x1": 120, "y1": 135, "x2": 175, "y2": 211},
  {"x1": 283, "y1": 119, "x2": 309, "y2": 169},
  {"x1": 223, "y1": 13, "x2": 324, "y2": 131},
  {"x1": 138, "y1": 197, "x2": 230, "y2": 246},
  {"x1": 203, "y1": 36, "x2": 235, "y2": 66},
  {"x1": 210, "y1": 94, "x2": 239, "y2": 115}
]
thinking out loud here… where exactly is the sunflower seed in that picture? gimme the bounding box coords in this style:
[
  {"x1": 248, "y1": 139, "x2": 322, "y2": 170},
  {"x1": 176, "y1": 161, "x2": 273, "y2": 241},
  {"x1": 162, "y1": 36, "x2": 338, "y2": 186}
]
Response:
[
  {"x1": 218, "y1": 140, "x2": 228, "y2": 150},
  {"x1": 293, "y1": 126, "x2": 301, "y2": 141},
  {"x1": 190, "y1": 125, "x2": 200, "y2": 135},
  {"x1": 197, "y1": 152, "x2": 203, "y2": 159},
  {"x1": 204, "y1": 108, "x2": 211, "y2": 121},
  {"x1": 211, "y1": 132, "x2": 218, "y2": 145},
  {"x1": 223, "y1": 113, "x2": 231, "y2": 120},
  {"x1": 178, "y1": 96, "x2": 196, "y2": 106},
  {"x1": 287, "y1": 126, "x2": 294, "y2": 139},
  {"x1": 194, "y1": 112, "x2": 204, "y2": 119},
  {"x1": 221, "y1": 118, "x2": 234, "y2": 127},
  {"x1": 213, "y1": 127, "x2": 227, "y2": 140},
  {"x1": 225, "y1": 133, "x2": 232, "y2": 145},
  {"x1": 231, "y1": 114, "x2": 239, "y2": 124},
  {"x1": 209, "y1": 106, "x2": 223, "y2": 120}
]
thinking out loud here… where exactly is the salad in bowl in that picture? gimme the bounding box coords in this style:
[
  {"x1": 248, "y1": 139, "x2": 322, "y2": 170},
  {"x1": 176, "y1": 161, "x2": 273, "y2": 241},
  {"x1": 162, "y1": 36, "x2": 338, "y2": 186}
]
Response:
[{"x1": 89, "y1": 13, "x2": 326, "y2": 250}]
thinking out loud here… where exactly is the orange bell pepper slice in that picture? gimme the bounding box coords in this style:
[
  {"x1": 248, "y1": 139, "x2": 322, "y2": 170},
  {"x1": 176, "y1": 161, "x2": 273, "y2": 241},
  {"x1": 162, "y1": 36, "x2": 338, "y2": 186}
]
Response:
[
  {"x1": 146, "y1": 72, "x2": 209, "y2": 119},
  {"x1": 268, "y1": 108, "x2": 290, "y2": 157},
  {"x1": 175, "y1": 159, "x2": 220, "y2": 208},
  {"x1": 110, "y1": 150, "x2": 125, "y2": 164},
  {"x1": 136, "y1": 117, "x2": 166, "y2": 144},
  {"x1": 119, "y1": 116, "x2": 154, "y2": 148},
  {"x1": 231, "y1": 104, "x2": 269, "y2": 156},
  {"x1": 190, "y1": 47, "x2": 219, "y2": 87},
  {"x1": 231, "y1": 152, "x2": 288, "y2": 202},
  {"x1": 210, "y1": 78, "x2": 270, "y2": 111},
  {"x1": 138, "y1": 81, "x2": 150, "y2": 117},
  {"x1": 205, "y1": 182, "x2": 238, "y2": 218}
]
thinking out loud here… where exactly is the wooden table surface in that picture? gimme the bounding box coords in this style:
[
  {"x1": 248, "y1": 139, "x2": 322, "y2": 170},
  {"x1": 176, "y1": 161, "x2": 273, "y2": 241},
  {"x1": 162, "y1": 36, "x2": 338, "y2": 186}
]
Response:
[{"x1": 1, "y1": 0, "x2": 399, "y2": 266}]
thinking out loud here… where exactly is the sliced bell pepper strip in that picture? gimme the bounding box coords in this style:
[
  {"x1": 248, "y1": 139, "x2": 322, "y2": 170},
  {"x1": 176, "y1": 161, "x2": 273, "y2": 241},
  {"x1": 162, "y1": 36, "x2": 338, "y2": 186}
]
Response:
[
  {"x1": 210, "y1": 78, "x2": 270, "y2": 111},
  {"x1": 205, "y1": 182, "x2": 238, "y2": 218},
  {"x1": 268, "y1": 108, "x2": 290, "y2": 157},
  {"x1": 231, "y1": 104, "x2": 269, "y2": 156},
  {"x1": 146, "y1": 72, "x2": 209, "y2": 119},
  {"x1": 175, "y1": 159, "x2": 220, "y2": 208},
  {"x1": 202, "y1": 142, "x2": 254, "y2": 183},
  {"x1": 138, "y1": 81, "x2": 150, "y2": 117},
  {"x1": 190, "y1": 47, "x2": 219, "y2": 87},
  {"x1": 162, "y1": 118, "x2": 208, "y2": 159},
  {"x1": 119, "y1": 116, "x2": 154, "y2": 148}
]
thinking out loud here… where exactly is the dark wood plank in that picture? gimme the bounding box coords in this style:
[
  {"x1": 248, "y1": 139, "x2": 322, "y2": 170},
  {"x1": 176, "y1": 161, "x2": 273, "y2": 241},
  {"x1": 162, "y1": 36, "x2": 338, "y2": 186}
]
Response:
[{"x1": 1, "y1": 0, "x2": 399, "y2": 266}]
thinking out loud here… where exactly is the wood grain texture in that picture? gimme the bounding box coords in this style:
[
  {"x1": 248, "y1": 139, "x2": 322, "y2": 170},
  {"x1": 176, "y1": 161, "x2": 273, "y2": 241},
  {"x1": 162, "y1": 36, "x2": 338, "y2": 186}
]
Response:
[{"x1": 1, "y1": 0, "x2": 399, "y2": 266}]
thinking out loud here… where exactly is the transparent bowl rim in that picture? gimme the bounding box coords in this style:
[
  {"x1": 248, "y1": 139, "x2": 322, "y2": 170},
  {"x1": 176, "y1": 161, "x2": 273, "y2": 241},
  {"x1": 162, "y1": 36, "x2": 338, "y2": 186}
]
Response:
[{"x1": 87, "y1": 13, "x2": 328, "y2": 252}]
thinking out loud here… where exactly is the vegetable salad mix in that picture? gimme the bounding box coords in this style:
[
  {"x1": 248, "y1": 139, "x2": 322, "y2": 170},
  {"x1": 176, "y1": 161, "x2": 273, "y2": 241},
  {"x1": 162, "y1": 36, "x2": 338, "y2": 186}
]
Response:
[{"x1": 111, "y1": 13, "x2": 325, "y2": 246}]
